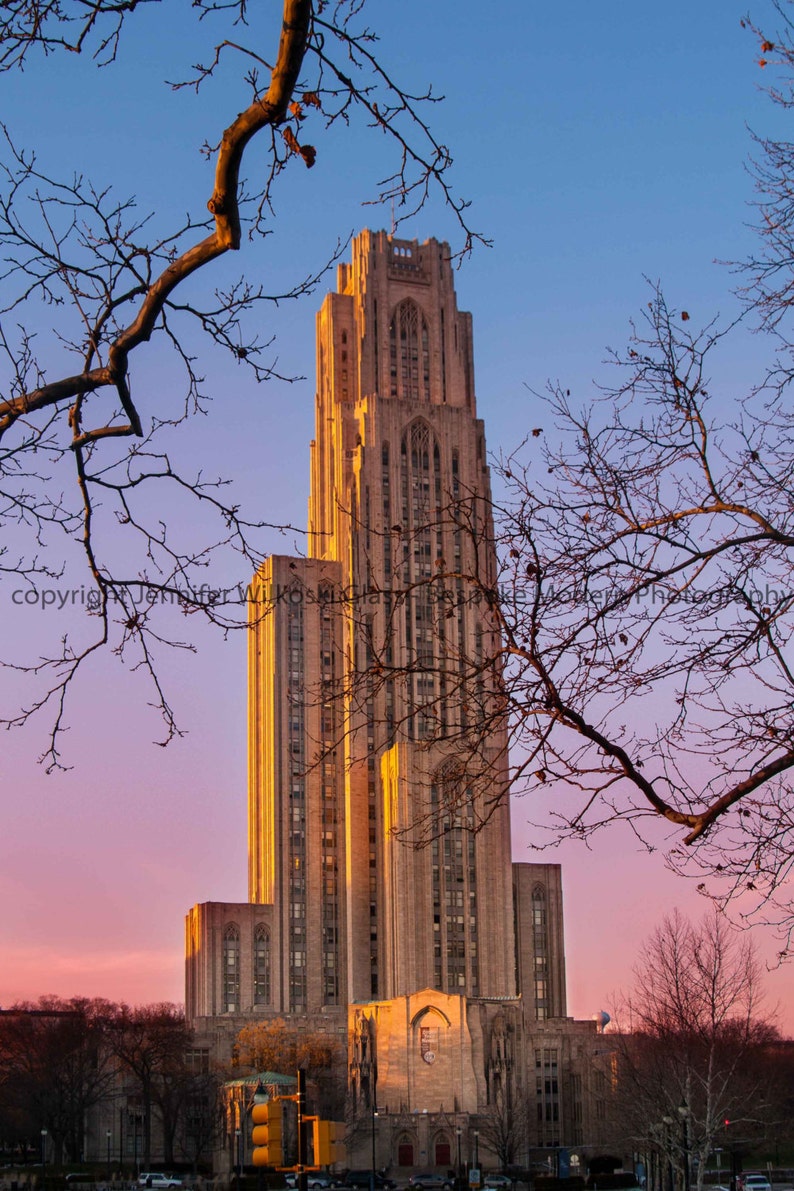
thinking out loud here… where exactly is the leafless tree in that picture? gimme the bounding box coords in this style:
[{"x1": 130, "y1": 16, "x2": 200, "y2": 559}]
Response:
[
  {"x1": 0, "y1": 0, "x2": 482, "y2": 767},
  {"x1": 175, "y1": 1063, "x2": 225, "y2": 1172},
  {"x1": 317, "y1": 4, "x2": 794, "y2": 941},
  {"x1": 605, "y1": 912, "x2": 778, "y2": 1191},
  {"x1": 327, "y1": 292, "x2": 793, "y2": 909},
  {"x1": 478, "y1": 288, "x2": 794, "y2": 934},
  {"x1": 0, "y1": 997, "x2": 117, "y2": 1164},
  {"x1": 477, "y1": 1091, "x2": 532, "y2": 1171},
  {"x1": 107, "y1": 1001, "x2": 194, "y2": 1168}
]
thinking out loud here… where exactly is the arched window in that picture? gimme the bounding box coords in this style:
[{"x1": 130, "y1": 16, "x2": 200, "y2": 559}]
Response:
[
  {"x1": 389, "y1": 299, "x2": 430, "y2": 400},
  {"x1": 397, "y1": 1137, "x2": 415, "y2": 1167},
  {"x1": 434, "y1": 1135, "x2": 451, "y2": 1167},
  {"x1": 223, "y1": 924, "x2": 240, "y2": 1013},
  {"x1": 253, "y1": 925, "x2": 270, "y2": 1006}
]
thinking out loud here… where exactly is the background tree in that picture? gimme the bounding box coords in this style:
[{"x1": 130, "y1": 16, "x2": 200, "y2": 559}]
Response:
[
  {"x1": 475, "y1": 291, "x2": 794, "y2": 937},
  {"x1": 477, "y1": 1092, "x2": 531, "y2": 1172},
  {"x1": 0, "y1": 0, "x2": 481, "y2": 766},
  {"x1": 233, "y1": 1018, "x2": 344, "y2": 1117},
  {"x1": 174, "y1": 1061, "x2": 224, "y2": 1172},
  {"x1": 0, "y1": 998, "x2": 115, "y2": 1164},
  {"x1": 108, "y1": 1002, "x2": 193, "y2": 1168},
  {"x1": 606, "y1": 912, "x2": 778, "y2": 1191}
]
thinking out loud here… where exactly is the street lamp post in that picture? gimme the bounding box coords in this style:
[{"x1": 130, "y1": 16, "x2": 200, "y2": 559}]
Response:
[
  {"x1": 106, "y1": 1129, "x2": 112, "y2": 1182},
  {"x1": 40, "y1": 1129, "x2": 47, "y2": 1191},
  {"x1": 235, "y1": 1128, "x2": 241, "y2": 1184},
  {"x1": 456, "y1": 1128, "x2": 462, "y2": 1191},
  {"x1": 662, "y1": 1118, "x2": 674, "y2": 1191},
  {"x1": 474, "y1": 1130, "x2": 480, "y2": 1187},
  {"x1": 678, "y1": 1103, "x2": 690, "y2": 1191},
  {"x1": 370, "y1": 1105, "x2": 379, "y2": 1191}
]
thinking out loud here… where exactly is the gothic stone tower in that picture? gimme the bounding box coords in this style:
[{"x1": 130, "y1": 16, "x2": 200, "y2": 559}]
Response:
[
  {"x1": 185, "y1": 236, "x2": 595, "y2": 1170},
  {"x1": 248, "y1": 230, "x2": 515, "y2": 1015}
]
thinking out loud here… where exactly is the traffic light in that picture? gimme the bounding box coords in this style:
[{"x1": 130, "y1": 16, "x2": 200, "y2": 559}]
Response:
[
  {"x1": 302, "y1": 1116, "x2": 318, "y2": 1168},
  {"x1": 313, "y1": 1119, "x2": 345, "y2": 1166},
  {"x1": 252, "y1": 1098, "x2": 284, "y2": 1167}
]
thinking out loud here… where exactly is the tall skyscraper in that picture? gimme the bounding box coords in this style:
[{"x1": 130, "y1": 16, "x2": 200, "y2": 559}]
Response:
[
  {"x1": 248, "y1": 229, "x2": 514, "y2": 1013},
  {"x1": 185, "y1": 233, "x2": 606, "y2": 1171}
]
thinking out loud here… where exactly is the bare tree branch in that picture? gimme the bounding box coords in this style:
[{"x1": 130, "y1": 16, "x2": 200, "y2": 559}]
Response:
[{"x1": 0, "y1": 0, "x2": 483, "y2": 763}]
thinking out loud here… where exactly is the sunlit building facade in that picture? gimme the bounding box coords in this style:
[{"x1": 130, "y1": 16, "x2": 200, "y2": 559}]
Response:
[{"x1": 185, "y1": 232, "x2": 608, "y2": 1172}]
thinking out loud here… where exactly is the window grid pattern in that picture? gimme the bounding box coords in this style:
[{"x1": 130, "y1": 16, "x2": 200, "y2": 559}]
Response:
[
  {"x1": 287, "y1": 596, "x2": 307, "y2": 1009},
  {"x1": 535, "y1": 1047, "x2": 560, "y2": 1147},
  {"x1": 320, "y1": 586, "x2": 341, "y2": 1004},
  {"x1": 223, "y1": 924, "x2": 240, "y2": 1013},
  {"x1": 532, "y1": 884, "x2": 549, "y2": 1020},
  {"x1": 430, "y1": 771, "x2": 479, "y2": 994},
  {"x1": 400, "y1": 420, "x2": 442, "y2": 739},
  {"x1": 253, "y1": 925, "x2": 270, "y2": 1006},
  {"x1": 381, "y1": 443, "x2": 396, "y2": 742},
  {"x1": 389, "y1": 299, "x2": 430, "y2": 401},
  {"x1": 451, "y1": 452, "x2": 467, "y2": 731}
]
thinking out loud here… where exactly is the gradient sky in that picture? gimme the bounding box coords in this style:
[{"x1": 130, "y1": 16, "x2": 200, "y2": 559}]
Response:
[{"x1": 1, "y1": 0, "x2": 793, "y2": 1028}]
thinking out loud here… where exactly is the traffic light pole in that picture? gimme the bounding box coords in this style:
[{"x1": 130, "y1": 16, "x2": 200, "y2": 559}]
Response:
[{"x1": 297, "y1": 1071, "x2": 307, "y2": 1191}]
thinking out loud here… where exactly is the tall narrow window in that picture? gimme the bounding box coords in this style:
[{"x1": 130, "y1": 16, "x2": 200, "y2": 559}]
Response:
[
  {"x1": 253, "y1": 925, "x2": 270, "y2": 1006},
  {"x1": 287, "y1": 593, "x2": 307, "y2": 1009},
  {"x1": 430, "y1": 764, "x2": 479, "y2": 994},
  {"x1": 532, "y1": 885, "x2": 549, "y2": 1020},
  {"x1": 389, "y1": 300, "x2": 430, "y2": 400},
  {"x1": 400, "y1": 419, "x2": 441, "y2": 737},
  {"x1": 223, "y1": 924, "x2": 240, "y2": 1013},
  {"x1": 535, "y1": 1047, "x2": 560, "y2": 1146},
  {"x1": 319, "y1": 583, "x2": 341, "y2": 1006}
]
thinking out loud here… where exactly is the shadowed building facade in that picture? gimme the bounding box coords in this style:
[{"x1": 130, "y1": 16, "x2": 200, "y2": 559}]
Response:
[{"x1": 185, "y1": 232, "x2": 608, "y2": 1172}]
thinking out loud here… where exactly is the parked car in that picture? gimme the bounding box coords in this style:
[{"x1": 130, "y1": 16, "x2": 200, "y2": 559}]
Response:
[
  {"x1": 739, "y1": 1176, "x2": 771, "y2": 1191},
  {"x1": 484, "y1": 1177, "x2": 512, "y2": 1189},
  {"x1": 408, "y1": 1175, "x2": 454, "y2": 1191},
  {"x1": 345, "y1": 1174, "x2": 397, "y2": 1191},
  {"x1": 137, "y1": 1175, "x2": 183, "y2": 1188},
  {"x1": 307, "y1": 1179, "x2": 338, "y2": 1190}
]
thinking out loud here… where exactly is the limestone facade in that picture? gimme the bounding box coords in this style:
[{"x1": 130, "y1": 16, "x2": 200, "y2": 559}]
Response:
[{"x1": 185, "y1": 232, "x2": 610, "y2": 1173}]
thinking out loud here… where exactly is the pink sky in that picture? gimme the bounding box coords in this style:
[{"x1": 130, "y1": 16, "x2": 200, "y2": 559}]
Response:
[
  {"x1": 1, "y1": 0, "x2": 792, "y2": 1039},
  {"x1": 2, "y1": 647, "x2": 792, "y2": 1030}
]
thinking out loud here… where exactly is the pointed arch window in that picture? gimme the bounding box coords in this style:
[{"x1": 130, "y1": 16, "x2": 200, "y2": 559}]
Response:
[
  {"x1": 397, "y1": 1137, "x2": 415, "y2": 1167},
  {"x1": 223, "y1": 924, "x2": 240, "y2": 1013},
  {"x1": 389, "y1": 299, "x2": 430, "y2": 400},
  {"x1": 253, "y1": 925, "x2": 271, "y2": 1006},
  {"x1": 434, "y1": 1136, "x2": 451, "y2": 1167}
]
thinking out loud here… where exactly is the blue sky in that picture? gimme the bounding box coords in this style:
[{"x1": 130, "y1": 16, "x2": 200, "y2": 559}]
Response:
[{"x1": 2, "y1": 0, "x2": 793, "y2": 1023}]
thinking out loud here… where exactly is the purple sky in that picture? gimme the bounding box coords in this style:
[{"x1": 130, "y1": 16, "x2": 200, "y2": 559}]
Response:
[{"x1": 1, "y1": 0, "x2": 793, "y2": 1030}]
